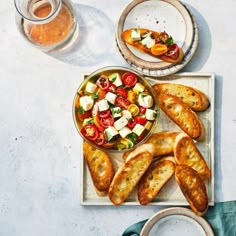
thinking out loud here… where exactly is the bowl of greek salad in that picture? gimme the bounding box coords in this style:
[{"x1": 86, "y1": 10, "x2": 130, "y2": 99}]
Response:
[{"x1": 73, "y1": 66, "x2": 159, "y2": 152}]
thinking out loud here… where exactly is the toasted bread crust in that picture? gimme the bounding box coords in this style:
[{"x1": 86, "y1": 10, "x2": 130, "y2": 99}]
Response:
[
  {"x1": 175, "y1": 165, "x2": 208, "y2": 216},
  {"x1": 122, "y1": 143, "x2": 155, "y2": 162},
  {"x1": 122, "y1": 28, "x2": 184, "y2": 64},
  {"x1": 157, "y1": 93, "x2": 206, "y2": 141},
  {"x1": 83, "y1": 142, "x2": 114, "y2": 196},
  {"x1": 138, "y1": 158, "x2": 175, "y2": 205},
  {"x1": 123, "y1": 131, "x2": 179, "y2": 161},
  {"x1": 153, "y1": 83, "x2": 210, "y2": 111},
  {"x1": 146, "y1": 131, "x2": 179, "y2": 157},
  {"x1": 174, "y1": 133, "x2": 210, "y2": 180},
  {"x1": 108, "y1": 151, "x2": 153, "y2": 205}
]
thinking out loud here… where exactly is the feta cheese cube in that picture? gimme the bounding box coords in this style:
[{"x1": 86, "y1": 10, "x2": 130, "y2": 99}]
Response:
[
  {"x1": 109, "y1": 73, "x2": 123, "y2": 87},
  {"x1": 131, "y1": 28, "x2": 141, "y2": 41},
  {"x1": 132, "y1": 124, "x2": 145, "y2": 136},
  {"x1": 114, "y1": 116, "x2": 128, "y2": 130},
  {"x1": 79, "y1": 96, "x2": 94, "y2": 111},
  {"x1": 105, "y1": 92, "x2": 117, "y2": 105},
  {"x1": 138, "y1": 93, "x2": 153, "y2": 108},
  {"x1": 133, "y1": 82, "x2": 145, "y2": 93},
  {"x1": 141, "y1": 35, "x2": 155, "y2": 48},
  {"x1": 145, "y1": 109, "x2": 157, "y2": 120},
  {"x1": 122, "y1": 110, "x2": 132, "y2": 120},
  {"x1": 105, "y1": 126, "x2": 118, "y2": 141},
  {"x1": 85, "y1": 81, "x2": 97, "y2": 94},
  {"x1": 97, "y1": 99, "x2": 109, "y2": 111},
  {"x1": 119, "y1": 127, "x2": 132, "y2": 138},
  {"x1": 92, "y1": 102, "x2": 99, "y2": 117},
  {"x1": 111, "y1": 107, "x2": 122, "y2": 118}
]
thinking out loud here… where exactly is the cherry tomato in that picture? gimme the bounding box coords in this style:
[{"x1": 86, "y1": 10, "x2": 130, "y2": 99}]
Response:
[
  {"x1": 99, "y1": 109, "x2": 111, "y2": 119},
  {"x1": 116, "y1": 87, "x2": 128, "y2": 98},
  {"x1": 127, "y1": 118, "x2": 137, "y2": 129},
  {"x1": 127, "y1": 91, "x2": 137, "y2": 103},
  {"x1": 77, "y1": 109, "x2": 92, "y2": 121},
  {"x1": 137, "y1": 133, "x2": 145, "y2": 141},
  {"x1": 81, "y1": 124, "x2": 99, "y2": 141},
  {"x1": 106, "y1": 83, "x2": 116, "y2": 93},
  {"x1": 134, "y1": 117, "x2": 147, "y2": 125},
  {"x1": 121, "y1": 72, "x2": 138, "y2": 87},
  {"x1": 140, "y1": 106, "x2": 146, "y2": 114},
  {"x1": 165, "y1": 44, "x2": 179, "y2": 57},
  {"x1": 94, "y1": 115, "x2": 104, "y2": 131},
  {"x1": 128, "y1": 104, "x2": 139, "y2": 116},
  {"x1": 96, "y1": 75, "x2": 110, "y2": 90},
  {"x1": 115, "y1": 97, "x2": 130, "y2": 109},
  {"x1": 97, "y1": 88, "x2": 107, "y2": 100},
  {"x1": 158, "y1": 32, "x2": 169, "y2": 44},
  {"x1": 94, "y1": 132, "x2": 105, "y2": 146},
  {"x1": 100, "y1": 116, "x2": 114, "y2": 128}
]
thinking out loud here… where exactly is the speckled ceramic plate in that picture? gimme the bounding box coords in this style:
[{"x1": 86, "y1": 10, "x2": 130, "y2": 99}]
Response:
[
  {"x1": 140, "y1": 207, "x2": 214, "y2": 236},
  {"x1": 116, "y1": 0, "x2": 198, "y2": 77}
]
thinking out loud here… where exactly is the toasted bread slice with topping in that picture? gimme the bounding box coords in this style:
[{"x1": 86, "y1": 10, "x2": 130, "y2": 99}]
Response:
[
  {"x1": 175, "y1": 165, "x2": 208, "y2": 216},
  {"x1": 174, "y1": 133, "x2": 210, "y2": 180},
  {"x1": 153, "y1": 83, "x2": 210, "y2": 111},
  {"x1": 157, "y1": 93, "x2": 206, "y2": 141},
  {"x1": 83, "y1": 142, "x2": 114, "y2": 196},
  {"x1": 123, "y1": 131, "x2": 179, "y2": 161},
  {"x1": 138, "y1": 158, "x2": 175, "y2": 205},
  {"x1": 108, "y1": 151, "x2": 153, "y2": 205},
  {"x1": 122, "y1": 28, "x2": 184, "y2": 64}
]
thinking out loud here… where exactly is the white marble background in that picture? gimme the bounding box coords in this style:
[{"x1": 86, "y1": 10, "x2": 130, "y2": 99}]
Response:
[{"x1": 0, "y1": 0, "x2": 236, "y2": 235}]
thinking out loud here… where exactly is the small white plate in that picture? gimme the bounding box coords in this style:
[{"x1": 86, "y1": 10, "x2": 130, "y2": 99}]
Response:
[
  {"x1": 140, "y1": 207, "x2": 214, "y2": 236},
  {"x1": 116, "y1": 0, "x2": 198, "y2": 77}
]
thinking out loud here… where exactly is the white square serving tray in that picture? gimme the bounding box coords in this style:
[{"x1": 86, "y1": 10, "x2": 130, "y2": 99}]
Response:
[{"x1": 80, "y1": 72, "x2": 215, "y2": 206}]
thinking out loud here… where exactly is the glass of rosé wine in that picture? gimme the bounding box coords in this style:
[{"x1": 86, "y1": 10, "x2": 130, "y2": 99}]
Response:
[{"x1": 14, "y1": 0, "x2": 79, "y2": 52}]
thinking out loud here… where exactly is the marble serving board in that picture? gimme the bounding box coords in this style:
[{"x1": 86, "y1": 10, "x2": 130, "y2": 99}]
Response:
[{"x1": 81, "y1": 72, "x2": 215, "y2": 206}]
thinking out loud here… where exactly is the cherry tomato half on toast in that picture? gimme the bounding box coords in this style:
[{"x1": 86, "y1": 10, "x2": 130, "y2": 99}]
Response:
[{"x1": 165, "y1": 44, "x2": 179, "y2": 57}]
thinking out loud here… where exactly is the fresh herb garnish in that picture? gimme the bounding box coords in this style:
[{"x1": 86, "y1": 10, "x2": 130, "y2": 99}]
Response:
[
  {"x1": 111, "y1": 108, "x2": 122, "y2": 115},
  {"x1": 166, "y1": 36, "x2": 174, "y2": 46},
  {"x1": 92, "y1": 92, "x2": 99, "y2": 100},
  {"x1": 127, "y1": 133, "x2": 138, "y2": 143},
  {"x1": 76, "y1": 106, "x2": 84, "y2": 114}
]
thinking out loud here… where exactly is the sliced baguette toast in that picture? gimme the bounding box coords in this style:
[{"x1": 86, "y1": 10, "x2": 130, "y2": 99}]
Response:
[
  {"x1": 83, "y1": 142, "x2": 114, "y2": 196},
  {"x1": 157, "y1": 93, "x2": 206, "y2": 141},
  {"x1": 122, "y1": 28, "x2": 184, "y2": 64},
  {"x1": 146, "y1": 131, "x2": 180, "y2": 157},
  {"x1": 122, "y1": 143, "x2": 155, "y2": 162},
  {"x1": 153, "y1": 83, "x2": 210, "y2": 111},
  {"x1": 138, "y1": 158, "x2": 175, "y2": 205},
  {"x1": 175, "y1": 165, "x2": 208, "y2": 216},
  {"x1": 174, "y1": 133, "x2": 211, "y2": 180},
  {"x1": 108, "y1": 151, "x2": 153, "y2": 205},
  {"x1": 123, "y1": 131, "x2": 179, "y2": 161}
]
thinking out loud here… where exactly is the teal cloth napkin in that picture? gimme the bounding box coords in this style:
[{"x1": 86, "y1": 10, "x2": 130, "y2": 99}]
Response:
[{"x1": 122, "y1": 201, "x2": 236, "y2": 236}]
